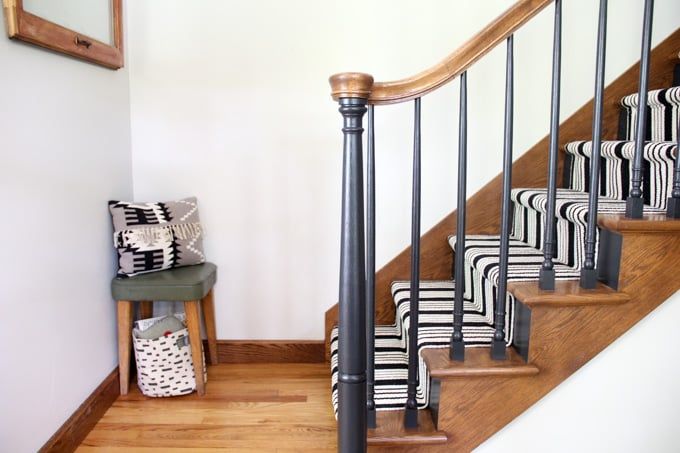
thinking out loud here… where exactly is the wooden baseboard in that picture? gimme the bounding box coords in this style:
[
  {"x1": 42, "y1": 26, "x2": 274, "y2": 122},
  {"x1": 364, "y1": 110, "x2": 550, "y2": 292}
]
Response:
[
  {"x1": 39, "y1": 367, "x2": 119, "y2": 453},
  {"x1": 208, "y1": 340, "x2": 325, "y2": 363}
]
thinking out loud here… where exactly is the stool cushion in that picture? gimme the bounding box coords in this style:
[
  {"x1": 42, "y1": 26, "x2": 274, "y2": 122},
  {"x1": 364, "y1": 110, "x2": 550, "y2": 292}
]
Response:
[{"x1": 112, "y1": 263, "x2": 217, "y2": 301}]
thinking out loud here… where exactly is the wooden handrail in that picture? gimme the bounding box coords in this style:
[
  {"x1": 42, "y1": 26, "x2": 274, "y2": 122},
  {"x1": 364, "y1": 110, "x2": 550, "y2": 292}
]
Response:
[{"x1": 329, "y1": 0, "x2": 553, "y2": 105}]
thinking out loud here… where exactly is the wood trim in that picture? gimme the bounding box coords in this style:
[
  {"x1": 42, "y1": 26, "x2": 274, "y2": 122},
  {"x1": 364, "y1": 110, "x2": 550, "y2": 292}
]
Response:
[
  {"x1": 508, "y1": 280, "x2": 630, "y2": 308},
  {"x1": 2, "y1": 0, "x2": 124, "y2": 69},
  {"x1": 599, "y1": 213, "x2": 680, "y2": 233},
  {"x1": 329, "y1": 0, "x2": 553, "y2": 104},
  {"x1": 39, "y1": 367, "x2": 119, "y2": 453},
  {"x1": 422, "y1": 347, "x2": 539, "y2": 378},
  {"x1": 324, "y1": 27, "x2": 680, "y2": 360},
  {"x1": 209, "y1": 340, "x2": 326, "y2": 364},
  {"x1": 329, "y1": 72, "x2": 374, "y2": 100}
]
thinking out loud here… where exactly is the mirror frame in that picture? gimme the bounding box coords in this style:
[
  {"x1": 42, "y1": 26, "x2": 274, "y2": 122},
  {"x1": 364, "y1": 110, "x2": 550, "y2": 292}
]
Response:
[{"x1": 2, "y1": 0, "x2": 123, "y2": 69}]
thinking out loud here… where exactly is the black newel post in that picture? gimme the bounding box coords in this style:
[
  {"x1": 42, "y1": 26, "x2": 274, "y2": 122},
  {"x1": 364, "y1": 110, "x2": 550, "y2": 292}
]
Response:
[{"x1": 330, "y1": 73, "x2": 373, "y2": 453}]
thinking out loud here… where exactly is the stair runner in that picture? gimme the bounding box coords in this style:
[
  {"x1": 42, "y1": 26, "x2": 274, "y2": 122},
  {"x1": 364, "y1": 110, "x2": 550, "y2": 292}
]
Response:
[{"x1": 331, "y1": 85, "x2": 680, "y2": 414}]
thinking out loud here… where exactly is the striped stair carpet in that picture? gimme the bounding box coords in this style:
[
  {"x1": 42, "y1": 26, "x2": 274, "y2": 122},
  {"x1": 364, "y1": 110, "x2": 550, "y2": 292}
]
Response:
[
  {"x1": 620, "y1": 86, "x2": 680, "y2": 142},
  {"x1": 330, "y1": 83, "x2": 679, "y2": 414}
]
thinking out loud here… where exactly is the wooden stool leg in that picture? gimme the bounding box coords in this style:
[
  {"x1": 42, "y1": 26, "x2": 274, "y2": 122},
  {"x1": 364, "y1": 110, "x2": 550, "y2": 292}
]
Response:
[
  {"x1": 184, "y1": 300, "x2": 206, "y2": 396},
  {"x1": 139, "y1": 300, "x2": 153, "y2": 320},
  {"x1": 117, "y1": 300, "x2": 133, "y2": 395},
  {"x1": 201, "y1": 289, "x2": 219, "y2": 365}
]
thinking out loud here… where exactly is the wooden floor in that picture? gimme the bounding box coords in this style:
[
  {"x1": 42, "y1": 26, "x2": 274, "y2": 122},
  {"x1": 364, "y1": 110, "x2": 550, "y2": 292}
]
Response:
[{"x1": 78, "y1": 363, "x2": 338, "y2": 452}]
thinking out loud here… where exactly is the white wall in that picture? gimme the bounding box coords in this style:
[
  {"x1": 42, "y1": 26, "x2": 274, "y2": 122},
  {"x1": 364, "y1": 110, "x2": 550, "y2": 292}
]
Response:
[
  {"x1": 476, "y1": 290, "x2": 680, "y2": 453},
  {"x1": 0, "y1": 1, "x2": 677, "y2": 451},
  {"x1": 0, "y1": 18, "x2": 132, "y2": 453},
  {"x1": 127, "y1": 0, "x2": 680, "y2": 340}
]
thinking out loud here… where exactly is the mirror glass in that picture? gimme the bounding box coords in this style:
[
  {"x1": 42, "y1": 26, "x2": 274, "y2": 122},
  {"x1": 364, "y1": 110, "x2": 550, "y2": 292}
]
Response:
[{"x1": 22, "y1": 0, "x2": 113, "y2": 45}]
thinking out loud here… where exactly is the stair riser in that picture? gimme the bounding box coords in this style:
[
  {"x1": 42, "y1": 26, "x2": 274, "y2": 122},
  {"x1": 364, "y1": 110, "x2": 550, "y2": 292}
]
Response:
[
  {"x1": 511, "y1": 201, "x2": 587, "y2": 268},
  {"x1": 330, "y1": 272, "x2": 516, "y2": 413},
  {"x1": 462, "y1": 263, "x2": 515, "y2": 346},
  {"x1": 621, "y1": 87, "x2": 680, "y2": 142},
  {"x1": 510, "y1": 187, "x2": 669, "y2": 273},
  {"x1": 564, "y1": 141, "x2": 677, "y2": 210}
]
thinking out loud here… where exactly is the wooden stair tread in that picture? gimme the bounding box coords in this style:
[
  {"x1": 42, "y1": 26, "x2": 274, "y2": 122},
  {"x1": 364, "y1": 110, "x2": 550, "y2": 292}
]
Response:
[
  {"x1": 368, "y1": 409, "x2": 447, "y2": 446},
  {"x1": 508, "y1": 280, "x2": 630, "y2": 308},
  {"x1": 599, "y1": 213, "x2": 680, "y2": 233},
  {"x1": 422, "y1": 347, "x2": 539, "y2": 378}
]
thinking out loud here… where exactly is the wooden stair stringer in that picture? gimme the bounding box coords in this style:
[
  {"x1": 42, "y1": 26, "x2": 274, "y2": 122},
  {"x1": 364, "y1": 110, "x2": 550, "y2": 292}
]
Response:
[{"x1": 421, "y1": 228, "x2": 680, "y2": 452}]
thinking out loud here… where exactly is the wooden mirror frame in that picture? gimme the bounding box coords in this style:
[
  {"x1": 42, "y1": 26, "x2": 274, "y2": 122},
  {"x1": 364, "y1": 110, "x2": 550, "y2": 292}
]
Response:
[{"x1": 2, "y1": 0, "x2": 123, "y2": 69}]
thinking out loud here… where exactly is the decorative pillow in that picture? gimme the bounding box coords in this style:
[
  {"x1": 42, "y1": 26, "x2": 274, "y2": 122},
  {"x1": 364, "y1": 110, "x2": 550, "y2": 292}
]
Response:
[{"x1": 109, "y1": 197, "x2": 205, "y2": 277}]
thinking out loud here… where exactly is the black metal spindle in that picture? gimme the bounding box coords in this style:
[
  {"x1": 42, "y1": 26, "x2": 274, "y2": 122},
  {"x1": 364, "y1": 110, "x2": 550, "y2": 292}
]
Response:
[
  {"x1": 450, "y1": 72, "x2": 467, "y2": 362},
  {"x1": 667, "y1": 120, "x2": 680, "y2": 218},
  {"x1": 404, "y1": 98, "x2": 422, "y2": 429},
  {"x1": 492, "y1": 36, "x2": 514, "y2": 361},
  {"x1": 365, "y1": 105, "x2": 377, "y2": 429},
  {"x1": 539, "y1": 0, "x2": 562, "y2": 291},
  {"x1": 625, "y1": 0, "x2": 654, "y2": 219},
  {"x1": 581, "y1": 0, "x2": 608, "y2": 289},
  {"x1": 336, "y1": 96, "x2": 368, "y2": 453}
]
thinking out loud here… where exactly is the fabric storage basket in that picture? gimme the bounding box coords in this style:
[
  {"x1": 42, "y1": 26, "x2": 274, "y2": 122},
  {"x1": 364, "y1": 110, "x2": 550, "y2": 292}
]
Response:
[{"x1": 133, "y1": 314, "x2": 207, "y2": 397}]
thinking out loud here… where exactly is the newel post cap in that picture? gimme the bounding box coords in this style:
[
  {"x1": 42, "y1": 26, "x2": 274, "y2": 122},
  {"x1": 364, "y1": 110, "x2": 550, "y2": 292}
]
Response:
[{"x1": 329, "y1": 72, "x2": 374, "y2": 101}]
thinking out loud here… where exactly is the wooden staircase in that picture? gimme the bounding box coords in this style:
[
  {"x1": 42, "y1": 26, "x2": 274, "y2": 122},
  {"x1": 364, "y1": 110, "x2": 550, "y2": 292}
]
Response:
[{"x1": 325, "y1": 20, "x2": 680, "y2": 453}]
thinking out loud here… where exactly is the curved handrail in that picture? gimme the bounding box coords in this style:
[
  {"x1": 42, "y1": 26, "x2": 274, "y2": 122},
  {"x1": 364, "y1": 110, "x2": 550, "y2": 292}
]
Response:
[{"x1": 329, "y1": 0, "x2": 553, "y2": 105}]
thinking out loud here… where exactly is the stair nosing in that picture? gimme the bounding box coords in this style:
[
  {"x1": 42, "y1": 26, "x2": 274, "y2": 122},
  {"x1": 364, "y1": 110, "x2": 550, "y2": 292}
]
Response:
[
  {"x1": 422, "y1": 348, "x2": 539, "y2": 379},
  {"x1": 508, "y1": 281, "x2": 631, "y2": 308}
]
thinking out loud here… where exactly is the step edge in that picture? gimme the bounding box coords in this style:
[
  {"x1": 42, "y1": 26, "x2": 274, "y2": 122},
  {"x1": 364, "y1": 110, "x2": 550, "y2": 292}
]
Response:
[
  {"x1": 427, "y1": 366, "x2": 540, "y2": 379},
  {"x1": 422, "y1": 348, "x2": 540, "y2": 379},
  {"x1": 367, "y1": 433, "x2": 449, "y2": 446},
  {"x1": 508, "y1": 281, "x2": 631, "y2": 308},
  {"x1": 599, "y1": 213, "x2": 680, "y2": 233},
  {"x1": 522, "y1": 296, "x2": 630, "y2": 308}
]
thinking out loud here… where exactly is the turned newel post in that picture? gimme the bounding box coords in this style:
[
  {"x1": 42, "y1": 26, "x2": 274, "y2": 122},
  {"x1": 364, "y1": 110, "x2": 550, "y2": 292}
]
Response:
[{"x1": 330, "y1": 72, "x2": 374, "y2": 453}]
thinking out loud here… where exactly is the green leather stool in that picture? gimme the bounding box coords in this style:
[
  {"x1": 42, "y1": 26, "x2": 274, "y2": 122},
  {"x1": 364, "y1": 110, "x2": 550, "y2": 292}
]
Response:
[{"x1": 112, "y1": 262, "x2": 218, "y2": 396}]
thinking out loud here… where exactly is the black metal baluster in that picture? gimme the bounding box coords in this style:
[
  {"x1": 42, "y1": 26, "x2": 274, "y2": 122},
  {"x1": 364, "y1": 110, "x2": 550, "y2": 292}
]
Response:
[
  {"x1": 336, "y1": 97, "x2": 368, "y2": 453},
  {"x1": 625, "y1": 0, "x2": 654, "y2": 219},
  {"x1": 667, "y1": 120, "x2": 680, "y2": 218},
  {"x1": 365, "y1": 105, "x2": 377, "y2": 429},
  {"x1": 539, "y1": 0, "x2": 562, "y2": 291},
  {"x1": 581, "y1": 0, "x2": 608, "y2": 289},
  {"x1": 404, "y1": 98, "x2": 422, "y2": 429},
  {"x1": 450, "y1": 72, "x2": 467, "y2": 362},
  {"x1": 492, "y1": 36, "x2": 514, "y2": 361}
]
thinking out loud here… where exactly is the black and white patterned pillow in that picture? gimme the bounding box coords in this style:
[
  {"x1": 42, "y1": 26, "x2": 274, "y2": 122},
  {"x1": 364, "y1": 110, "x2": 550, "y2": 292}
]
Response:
[{"x1": 108, "y1": 197, "x2": 206, "y2": 277}]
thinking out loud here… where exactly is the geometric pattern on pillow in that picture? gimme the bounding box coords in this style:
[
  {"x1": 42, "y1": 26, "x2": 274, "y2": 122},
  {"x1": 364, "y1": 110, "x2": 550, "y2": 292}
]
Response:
[{"x1": 108, "y1": 196, "x2": 205, "y2": 277}]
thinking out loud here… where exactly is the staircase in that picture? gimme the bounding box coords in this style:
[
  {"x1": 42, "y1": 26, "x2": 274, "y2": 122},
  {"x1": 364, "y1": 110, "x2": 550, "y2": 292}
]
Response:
[{"x1": 326, "y1": 1, "x2": 680, "y2": 451}]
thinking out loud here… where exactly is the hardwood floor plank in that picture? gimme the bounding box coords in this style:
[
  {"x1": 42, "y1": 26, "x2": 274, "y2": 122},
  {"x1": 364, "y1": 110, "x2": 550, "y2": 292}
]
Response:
[{"x1": 78, "y1": 363, "x2": 337, "y2": 452}]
